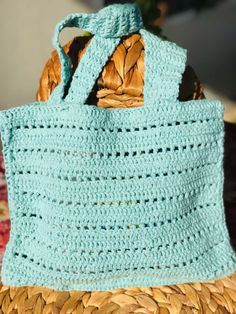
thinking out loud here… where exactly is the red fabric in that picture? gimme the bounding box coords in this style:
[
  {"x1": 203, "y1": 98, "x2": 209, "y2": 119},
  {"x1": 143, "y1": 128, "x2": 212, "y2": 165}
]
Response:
[
  {"x1": 0, "y1": 220, "x2": 10, "y2": 255},
  {"x1": 0, "y1": 155, "x2": 8, "y2": 202},
  {"x1": 0, "y1": 154, "x2": 10, "y2": 267}
]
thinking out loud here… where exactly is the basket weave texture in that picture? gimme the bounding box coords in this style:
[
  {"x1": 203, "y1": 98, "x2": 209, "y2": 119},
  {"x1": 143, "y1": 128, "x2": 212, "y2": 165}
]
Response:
[
  {"x1": 36, "y1": 34, "x2": 205, "y2": 105},
  {"x1": 1, "y1": 33, "x2": 236, "y2": 313},
  {"x1": 1, "y1": 275, "x2": 236, "y2": 314}
]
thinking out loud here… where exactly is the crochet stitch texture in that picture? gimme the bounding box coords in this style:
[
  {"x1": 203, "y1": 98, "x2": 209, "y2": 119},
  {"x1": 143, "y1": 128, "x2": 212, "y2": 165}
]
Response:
[{"x1": 0, "y1": 4, "x2": 236, "y2": 291}]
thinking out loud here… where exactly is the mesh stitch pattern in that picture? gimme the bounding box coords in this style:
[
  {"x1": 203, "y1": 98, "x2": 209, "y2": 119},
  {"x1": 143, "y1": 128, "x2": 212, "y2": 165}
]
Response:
[{"x1": 0, "y1": 4, "x2": 235, "y2": 291}]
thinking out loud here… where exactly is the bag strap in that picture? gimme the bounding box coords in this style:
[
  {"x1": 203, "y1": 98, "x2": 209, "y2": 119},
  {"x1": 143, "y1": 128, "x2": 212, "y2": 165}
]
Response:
[
  {"x1": 65, "y1": 29, "x2": 187, "y2": 106},
  {"x1": 140, "y1": 29, "x2": 187, "y2": 104},
  {"x1": 49, "y1": 4, "x2": 144, "y2": 104},
  {"x1": 64, "y1": 36, "x2": 121, "y2": 105},
  {"x1": 49, "y1": 4, "x2": 187, "y2": 106}
]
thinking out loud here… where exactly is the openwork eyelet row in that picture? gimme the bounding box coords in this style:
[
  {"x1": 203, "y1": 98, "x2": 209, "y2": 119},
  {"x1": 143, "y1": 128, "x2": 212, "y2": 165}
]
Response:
[
  {"x1": 12, "y1": 239, "x2": 224, "y2": 275},
  {"x1": 12, "y1": 162, "x2": 216, "y2": 183},
  {"x1": 21, "y1": 221, "x2": 218, "y2": 256},
  {"x1": 19, "y1": 182, "x2": 214, "y2": 208},
  {"x1": 14, "y1": 141, "x2": 217, "y2": 159},
  {"x1": 13, "y1": 117, "x2": 214, "y2": 132},
  {"x1": 19, "y1": 202, "x2": 216, "y2": 232}
]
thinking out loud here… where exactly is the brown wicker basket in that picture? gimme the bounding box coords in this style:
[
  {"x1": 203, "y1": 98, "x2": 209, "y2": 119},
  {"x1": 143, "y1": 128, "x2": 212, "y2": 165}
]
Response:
[
  {"x1": 1, "y1": 274, "x2": 236, "y2": 314},
  {"x1": 1, "y1": 34, "x2": 235, "y2": 314},
  {"x1": 36, "y1": 34, "x2": 205, "y2": 105}
]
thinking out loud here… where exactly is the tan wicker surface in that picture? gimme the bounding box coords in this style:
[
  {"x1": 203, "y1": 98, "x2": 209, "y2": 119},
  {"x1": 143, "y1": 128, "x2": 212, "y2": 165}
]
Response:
[
  {"x1": 36, "y1": 34, "x2": 205, "y2": 105},
  {"x1": 1, "y1": 274, "x2": 236, "y2": 314}
]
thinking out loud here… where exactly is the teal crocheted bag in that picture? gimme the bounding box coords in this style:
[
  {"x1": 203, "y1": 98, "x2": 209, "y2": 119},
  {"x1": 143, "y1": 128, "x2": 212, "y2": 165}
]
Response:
[{"x1": 0, "y1": 4, "x2": 235, "y2": 291}]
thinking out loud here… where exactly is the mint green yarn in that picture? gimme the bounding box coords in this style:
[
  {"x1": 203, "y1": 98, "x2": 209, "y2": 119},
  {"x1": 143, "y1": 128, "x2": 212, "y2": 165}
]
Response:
[{"x1": 0, "y1": 3, "x2": 235, "y2": 291}]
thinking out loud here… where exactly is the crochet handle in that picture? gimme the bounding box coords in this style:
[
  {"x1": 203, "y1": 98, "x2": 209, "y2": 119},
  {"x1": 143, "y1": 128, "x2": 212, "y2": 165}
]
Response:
[{"x1": 49, "y1": 4, "x2": 143, "y2": 104}]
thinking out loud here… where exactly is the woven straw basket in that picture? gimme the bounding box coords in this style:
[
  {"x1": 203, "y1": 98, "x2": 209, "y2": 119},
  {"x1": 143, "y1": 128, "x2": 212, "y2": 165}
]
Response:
[{"x1": 1, "y1": 34, "x2": 236, "y2": 314}]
